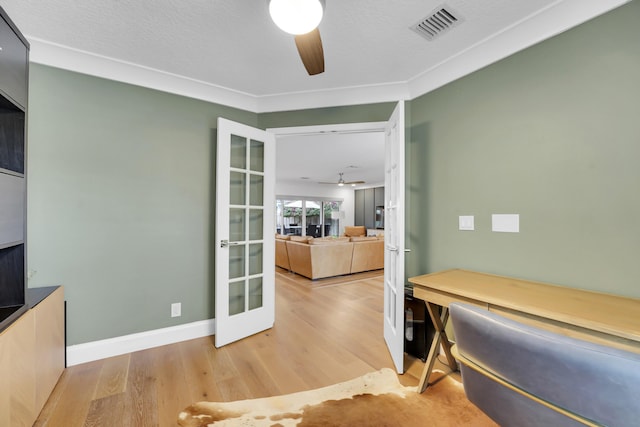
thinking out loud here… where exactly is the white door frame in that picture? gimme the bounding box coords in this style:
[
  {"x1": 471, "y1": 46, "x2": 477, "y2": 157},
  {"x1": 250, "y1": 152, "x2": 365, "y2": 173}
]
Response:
[
  {"x1": 268, "y1": 109, "x2": 407, "y2": 372},
  {"x1": 268, "y1": 121, "x2": 388, "y2": 237},
  {"x1": 268, "y1": 121, "x2": 388, "y2": 136}
]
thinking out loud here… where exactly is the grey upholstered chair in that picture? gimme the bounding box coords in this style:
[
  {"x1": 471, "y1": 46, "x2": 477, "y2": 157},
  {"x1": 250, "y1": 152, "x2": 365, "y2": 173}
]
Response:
[{"x1": 449, "y1": 302, "x2": 640, "y2": 427}]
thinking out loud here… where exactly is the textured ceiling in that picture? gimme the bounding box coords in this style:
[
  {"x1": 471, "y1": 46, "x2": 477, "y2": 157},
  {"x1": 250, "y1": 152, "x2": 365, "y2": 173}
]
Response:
[
  {"x1": 275, "y1": 131, "x2": 386, "y2": 188},
  {"x1": 0, "y1": 0, "x2": 629, "y2": 188},
  {"x1": 3, "y1": 0, "x2": 573, "y2": 97}
]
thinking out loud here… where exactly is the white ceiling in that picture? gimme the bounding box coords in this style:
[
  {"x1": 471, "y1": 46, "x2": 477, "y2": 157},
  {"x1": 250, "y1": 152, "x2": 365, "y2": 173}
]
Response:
[
  {"x1": 1, "y1": 0, "x2": 629, "y2": 112},
  {"x1": 1, "y1": 0, "x2": 628, "y2": 189},
  {"x1": 275, "y1": 130, "x2": 386, "y2": 189}
]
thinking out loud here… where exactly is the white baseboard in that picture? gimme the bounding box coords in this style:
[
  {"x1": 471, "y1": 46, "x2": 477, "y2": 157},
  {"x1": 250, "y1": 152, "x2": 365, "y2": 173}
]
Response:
[{"x1": 66, "y1": 318, "x2": 216, "y2": 366}]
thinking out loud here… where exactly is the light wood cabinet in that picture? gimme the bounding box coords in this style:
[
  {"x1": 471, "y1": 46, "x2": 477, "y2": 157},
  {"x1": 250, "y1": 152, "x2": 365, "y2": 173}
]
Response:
[
  {"x1": 0, "y1": 287, "x2": 65, "y2": 427},
  {"x1": 34, "y1": 287, "x2": 65, "y2": 411},
  {"x1": 0, "y1": 308, "x2": 35, "y2": 427}
]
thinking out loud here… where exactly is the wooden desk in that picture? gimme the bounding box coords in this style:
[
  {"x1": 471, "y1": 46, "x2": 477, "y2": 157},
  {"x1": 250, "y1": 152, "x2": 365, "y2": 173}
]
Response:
[{"x1": 408, "y1": 269, "x2": 640, "y2": 393}]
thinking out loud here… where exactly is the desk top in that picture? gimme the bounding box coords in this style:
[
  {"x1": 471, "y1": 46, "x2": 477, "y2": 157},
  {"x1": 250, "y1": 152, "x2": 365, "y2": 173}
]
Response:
[{"x1": 409, "y1": 269, "x2": 640, "y2": 343}]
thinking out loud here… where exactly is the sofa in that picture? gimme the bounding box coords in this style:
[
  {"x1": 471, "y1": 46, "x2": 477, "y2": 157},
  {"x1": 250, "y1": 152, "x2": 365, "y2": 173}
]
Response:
[
  {"x1": 275, "y1": 234, "x2": 290, "y2": 270},
  {"x1": 275, "y1": 233, "x2": 384, "y2": 280},
  {"x1": 286, "y1": 237, "x2": 354, "y2": 280},
  {"x1": 350, "y1": 236, "x2": 385, "y2": 274},
  {"x1": 342, "y1": 225, "x2": 366, "y2": 237}
]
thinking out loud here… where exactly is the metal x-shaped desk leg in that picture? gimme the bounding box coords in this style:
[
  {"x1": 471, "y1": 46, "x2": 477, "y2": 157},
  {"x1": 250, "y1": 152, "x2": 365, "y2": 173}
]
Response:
[{"x1": 417, "y1": 302, "x2": 458, "y2": 393}]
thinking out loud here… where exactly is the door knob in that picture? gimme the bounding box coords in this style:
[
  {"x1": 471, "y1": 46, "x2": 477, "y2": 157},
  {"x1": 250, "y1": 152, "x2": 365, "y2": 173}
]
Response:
[{"x1": 220, "y1": 240, "x2": 240, "y2": 248}]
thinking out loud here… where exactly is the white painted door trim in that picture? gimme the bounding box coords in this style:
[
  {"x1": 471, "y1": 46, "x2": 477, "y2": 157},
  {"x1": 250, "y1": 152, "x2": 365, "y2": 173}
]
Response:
[{"x1": 269, "y1": 107, "x2": 406, "y2": 373}]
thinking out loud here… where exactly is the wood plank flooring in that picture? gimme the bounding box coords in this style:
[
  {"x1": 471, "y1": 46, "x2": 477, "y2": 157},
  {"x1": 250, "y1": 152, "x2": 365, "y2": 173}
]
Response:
[{"x1": 33, "y1": 270, "x2": 481, "y2": 426}]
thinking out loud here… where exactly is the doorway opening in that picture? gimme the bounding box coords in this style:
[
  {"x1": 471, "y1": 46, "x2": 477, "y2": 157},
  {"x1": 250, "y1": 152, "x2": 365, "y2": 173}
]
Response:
[
  {"x1": 269, "y1": 121, "x2": 388, "y2": 238},
  {"x1": 267, "y1": 103, "x2": 405, "y2": 374}
]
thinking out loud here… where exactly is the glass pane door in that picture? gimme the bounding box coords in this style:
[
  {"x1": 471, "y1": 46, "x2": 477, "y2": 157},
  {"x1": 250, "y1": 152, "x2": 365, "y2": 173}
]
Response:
[
  {"x1": 215, "y1": 118, "x2": 275, "y2": 348},
  {"x1": 283, "y1": 199, "x2": 302, "y2": 235},
  {"x1": 304, "y1": 200, "x2": 321, "y2": 237},
  {"x1": 228, "y1": 135, "x2": 264, "y2": 316}
]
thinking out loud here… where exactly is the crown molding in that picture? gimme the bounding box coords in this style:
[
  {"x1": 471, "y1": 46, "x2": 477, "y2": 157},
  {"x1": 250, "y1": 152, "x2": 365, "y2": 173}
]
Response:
[
  {"x1": 27, "y1": 0, "x2": 630, "y2": 114},
  {"x1": 407, "y1": 0, "x2": 631, "y2": 98},
  {"x1": 28, "y1": 36, "x2": 410, "y2": 113},
  {"x1": 255, "y1": 82, "x2": 409, "y2": 113},
  {"x1": 27, "y1": 38, "x2": 260, "y2": 112}
]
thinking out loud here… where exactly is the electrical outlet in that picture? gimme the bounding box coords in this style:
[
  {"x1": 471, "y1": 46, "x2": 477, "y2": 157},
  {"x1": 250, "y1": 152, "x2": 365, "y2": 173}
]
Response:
[{"x1": 171, "y1": 302, "x2": 181, "y2": 318}]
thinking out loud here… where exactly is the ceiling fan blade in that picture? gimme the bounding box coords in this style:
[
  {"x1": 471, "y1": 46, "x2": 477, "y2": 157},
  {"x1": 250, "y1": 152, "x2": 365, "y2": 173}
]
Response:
[
  {"x1": 294, "y1": 28, "x2": 325, "y2": 75},
  {"x1": 345, "y1": 181, "x2": 366, "y2": 185}
]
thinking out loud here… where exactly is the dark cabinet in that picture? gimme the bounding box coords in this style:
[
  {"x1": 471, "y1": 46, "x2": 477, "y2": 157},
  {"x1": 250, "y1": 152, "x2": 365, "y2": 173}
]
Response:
[
  {"x1": 374, "y1": 186, "x2": 385, "y2": 228},
  {"x1": 363, "y1": 188, "x2": 375, "y2": 229},
  {"x1": 374, "y1": 186, "x2": 384, "y2": 208},
  {"x1": 354, "y1": 186, "x2": 384, "y2": 230},
  {"x1": 0, "y1": 6, "x2": 29, "y2": 333},
  {"x1": 354, "y1": 188, "x2": 365, "y2": 227},
  {"x1": 0, "y1": 11, "x2": 29, "y2": 110}
]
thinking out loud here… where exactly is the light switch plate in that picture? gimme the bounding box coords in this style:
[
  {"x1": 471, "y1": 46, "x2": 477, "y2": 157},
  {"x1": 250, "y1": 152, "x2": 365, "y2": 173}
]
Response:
[
  {"x1": 492, "y1": 214, "x2": 519, "y2": 232},
  {"x1": 171, "y1": 302, "x2": 181, "y2": 317},
  {"x1": 459, "y1": 215, "x2": 475, "y2": 231}
]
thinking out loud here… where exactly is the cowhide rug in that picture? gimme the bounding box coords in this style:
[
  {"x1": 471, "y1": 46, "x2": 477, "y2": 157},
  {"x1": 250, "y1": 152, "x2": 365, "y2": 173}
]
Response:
[{"x1": 178, "y1": 368, "x2": 495, "y2": 427}]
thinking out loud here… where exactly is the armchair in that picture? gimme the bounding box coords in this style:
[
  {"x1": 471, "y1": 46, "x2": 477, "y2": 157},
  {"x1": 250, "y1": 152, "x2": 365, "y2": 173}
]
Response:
[{"x1": 449, "y1": 302, "x2": 640, "y2": 427}]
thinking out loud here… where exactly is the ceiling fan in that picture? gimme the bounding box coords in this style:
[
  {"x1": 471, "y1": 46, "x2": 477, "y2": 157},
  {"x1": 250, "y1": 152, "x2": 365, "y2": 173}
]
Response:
[
  {"x1": 269, "y1": 0, "x2": 325, "y2": 75},
  {"x1": 319, "y1": 173, "x2": 365, "y2": 187}
]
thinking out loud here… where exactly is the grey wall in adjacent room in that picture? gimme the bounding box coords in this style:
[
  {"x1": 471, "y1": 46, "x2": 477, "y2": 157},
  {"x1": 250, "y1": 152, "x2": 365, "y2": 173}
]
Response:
[
  {"x1": 27, "y1": 65, "x2": 257, "y2": 345},
  {"x1": 406, "y1": 1, "x2": 640, "y2": 298}
]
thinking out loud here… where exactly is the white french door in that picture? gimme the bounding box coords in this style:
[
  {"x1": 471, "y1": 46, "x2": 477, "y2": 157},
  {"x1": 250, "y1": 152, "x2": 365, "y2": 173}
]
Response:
[
  {"x1": 215, "y1": 118, "x2": 275, "y2": 348},
  {"x1": 383, "y1": 102, "x2": 406, "y2": 373}
]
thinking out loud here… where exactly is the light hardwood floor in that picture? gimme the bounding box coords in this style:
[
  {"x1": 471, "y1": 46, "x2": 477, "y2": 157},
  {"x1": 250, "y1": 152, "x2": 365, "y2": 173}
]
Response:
[{"x1": 34, "y1": 270, "x2": 456, "y2": 426}]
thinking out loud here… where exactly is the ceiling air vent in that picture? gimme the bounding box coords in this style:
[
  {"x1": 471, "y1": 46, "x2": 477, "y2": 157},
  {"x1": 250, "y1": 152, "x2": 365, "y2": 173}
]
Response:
[{"x1": 411, "y1": 5, "x2": 463, "y2": 41}]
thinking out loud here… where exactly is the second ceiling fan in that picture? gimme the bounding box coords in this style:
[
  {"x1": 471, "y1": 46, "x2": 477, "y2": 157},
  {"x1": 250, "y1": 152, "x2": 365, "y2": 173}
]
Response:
[
  {"x1": 319, "y1": 173, "x2": 365, "y2": 187},
  {"x1": 269, "y1": 0, "x2": 325, "y2": 75}
]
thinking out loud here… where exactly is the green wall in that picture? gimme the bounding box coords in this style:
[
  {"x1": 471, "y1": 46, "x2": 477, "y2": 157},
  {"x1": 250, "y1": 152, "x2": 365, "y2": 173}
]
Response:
[
  {"x1": 406, "y1": 1, "x2": 640, "y2": 297},
  {"x1": 26, "y1": 1, "x2": 640, "y2": 347},
  {"x1": 26, "y1": 67, "x2": 393, "y2": 346},
  {"x1": 27, "y1": 65, "x2": 256, "y2": 345},
  {"x1": 257, "y1": 103, "x2": 396, "y2": 129}
]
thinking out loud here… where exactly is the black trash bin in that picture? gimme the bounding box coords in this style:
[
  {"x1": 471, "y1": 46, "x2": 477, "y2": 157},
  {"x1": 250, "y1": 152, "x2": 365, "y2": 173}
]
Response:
[{"x1": 404, "y1": 291, "x2": 435, "y2": 361}]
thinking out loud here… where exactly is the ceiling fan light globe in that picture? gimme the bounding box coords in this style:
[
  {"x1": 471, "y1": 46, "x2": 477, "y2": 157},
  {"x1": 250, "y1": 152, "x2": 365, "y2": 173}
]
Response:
[
  {"x1": 269, "y1": 0, "x2": 323, "y2": 35},
  {"x1": 338, "y1": 182, "x2": 344, "y2": 187}
]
